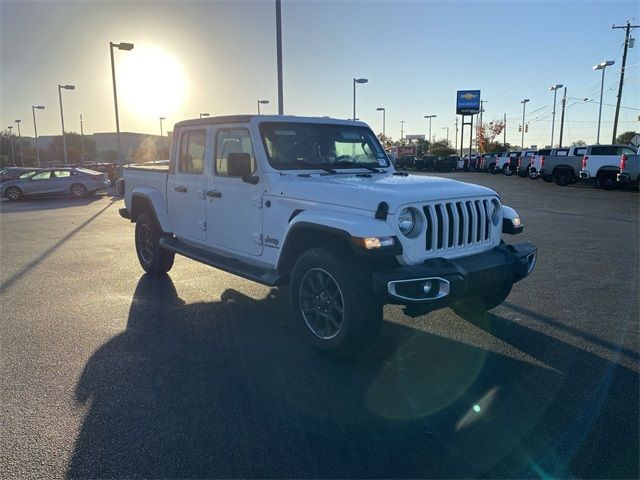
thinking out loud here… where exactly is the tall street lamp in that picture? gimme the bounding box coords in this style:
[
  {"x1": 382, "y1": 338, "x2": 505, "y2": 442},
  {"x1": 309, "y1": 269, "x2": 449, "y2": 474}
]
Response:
[
  {"x1": 58, "y1": 84, "x2": 75, "y2": 164},
  {"x1": 353, "y1": 78, "x2": 368, "y2": 120},
  {"x1": 399, "y1": 120, "x2": 405, "y2": 141},
  {"x1": 257, "y1": 99, "x2": 269, "y2": 114},
  {"x1": 593, "y1": 60, "x2": 615, "y2": 144},
  {"x1": 110, "y1": 41, "x2": 134, "y2": 163},
  {"x1": 376, "y1": 107, "x2": 386, "y2": 136},
  {"x1": 199, "y1": 113, "x2": 210, "y2": 118},
  {"x1": 32, "y1": 105, "x2": 45, "y2": 166},
  {"x1": 442, "y1": 126, "x2": 449, "y2": 145},
  {"x1": 14, "y1": 119, "x2": 24, "y2": 166},
  {"x1": 7, "y1": 126, "x2": 16, "y2": 166},
  {"x1": 424, "y1": 115, "x2": 437, "y2": 151},
  {"x1": 549, "y1": 84, "x2": 563, "y2": 148},
  {"x1": 520, "y1": 99, "x2": 529, "y2": 148},
  {"x1": 159, "y1": 116, "x2": 166, "y2": 137}
]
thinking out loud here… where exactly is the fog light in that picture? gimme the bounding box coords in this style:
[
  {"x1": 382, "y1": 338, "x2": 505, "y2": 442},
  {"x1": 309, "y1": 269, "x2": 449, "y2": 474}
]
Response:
[{"x1": 423, "y1": 281, "x2": 433, "y2": 295}]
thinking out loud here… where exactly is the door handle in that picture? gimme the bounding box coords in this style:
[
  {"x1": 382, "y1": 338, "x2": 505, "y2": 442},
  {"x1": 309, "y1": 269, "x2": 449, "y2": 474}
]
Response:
[
  {"x1": 174, "y1": 186, "x2": 187, "y2": 193},
  {"x1": 206, "y1": 190, "x2": 222, "y2": 198}
]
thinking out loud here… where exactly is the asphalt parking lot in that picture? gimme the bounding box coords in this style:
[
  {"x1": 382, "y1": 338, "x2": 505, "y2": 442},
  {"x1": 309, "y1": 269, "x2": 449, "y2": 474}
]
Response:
[{"x1": 1, "y1": 173, "x2": 638, "y2": 479}]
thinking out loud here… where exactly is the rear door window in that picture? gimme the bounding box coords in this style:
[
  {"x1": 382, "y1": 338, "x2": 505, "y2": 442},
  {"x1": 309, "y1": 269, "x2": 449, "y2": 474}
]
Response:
[{"x1": 179, "y1": 130, "x2": 206, "y2": 174}]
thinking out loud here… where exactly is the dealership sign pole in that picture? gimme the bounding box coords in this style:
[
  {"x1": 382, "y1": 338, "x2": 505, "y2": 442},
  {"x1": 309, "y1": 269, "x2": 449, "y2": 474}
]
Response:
[{"x1": 456, "y1": 90, "x2": 481, "y2": 160}]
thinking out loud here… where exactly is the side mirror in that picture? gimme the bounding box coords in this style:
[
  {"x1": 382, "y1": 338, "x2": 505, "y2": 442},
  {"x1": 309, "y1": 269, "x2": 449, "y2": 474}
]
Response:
[{"x1": 227, "y1": 152, "x2": 252, "y2": 178}]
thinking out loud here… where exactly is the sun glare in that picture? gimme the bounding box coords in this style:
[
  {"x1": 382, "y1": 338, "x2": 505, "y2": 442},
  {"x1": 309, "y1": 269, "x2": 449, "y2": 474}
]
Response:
[{"x1": 118, "y1": 46, "x2": 187, "y2": 120}]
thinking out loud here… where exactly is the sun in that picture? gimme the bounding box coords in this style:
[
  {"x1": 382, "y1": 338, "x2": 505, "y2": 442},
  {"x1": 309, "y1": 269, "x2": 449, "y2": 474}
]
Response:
[{"x1": 118, "y1": 46, "x2": 188, "y2": 119}]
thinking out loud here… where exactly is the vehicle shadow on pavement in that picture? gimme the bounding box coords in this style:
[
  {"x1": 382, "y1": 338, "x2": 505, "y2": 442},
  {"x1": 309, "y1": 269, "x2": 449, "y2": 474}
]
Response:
[
  {"x1": 0, "y1": 193, "x2": 112, "y2": 212},
  {"x1": 66, "y1": 275, "x2": 639, "y2": 479}
]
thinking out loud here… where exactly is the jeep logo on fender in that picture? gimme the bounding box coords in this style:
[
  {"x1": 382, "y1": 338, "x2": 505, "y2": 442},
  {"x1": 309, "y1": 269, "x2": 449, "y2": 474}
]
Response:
[{"x1": 264, "y1": 236, "x2": 279, "y2": 246}]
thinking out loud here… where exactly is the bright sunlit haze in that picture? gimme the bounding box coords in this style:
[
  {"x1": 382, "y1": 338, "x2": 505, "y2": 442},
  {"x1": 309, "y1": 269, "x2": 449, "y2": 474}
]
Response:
[{"x1": 1, "y1": 0, "x2": 638, "y2": 147}]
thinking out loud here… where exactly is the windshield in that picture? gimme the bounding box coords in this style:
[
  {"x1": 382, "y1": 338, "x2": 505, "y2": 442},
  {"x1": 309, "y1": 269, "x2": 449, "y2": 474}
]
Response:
[{"x1": 260, "y1": 122, "x2": 389, "y2": 170}]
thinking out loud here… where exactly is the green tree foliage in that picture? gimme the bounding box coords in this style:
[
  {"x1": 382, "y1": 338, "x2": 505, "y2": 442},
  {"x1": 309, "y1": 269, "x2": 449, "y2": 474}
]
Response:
[
  {"x1": 615, "y1": 131, "x2": 637, "y2": 145},
  {"x1": 45, "y1": 132, "x2": 97, "y2": 164},
  {"x1": 484, "y1": 141, "x2": 510, "y2": 154},
  {"x1": 571, "y1": 139, "x2": 587, "y2": 146},
  {"x1": 430, "y1": 140, "x2": 455, "y2": 157}
]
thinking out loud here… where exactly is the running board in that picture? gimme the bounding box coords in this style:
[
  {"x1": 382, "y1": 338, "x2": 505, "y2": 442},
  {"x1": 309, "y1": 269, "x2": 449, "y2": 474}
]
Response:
[{"x1": 159, "y1": 237, "x2": 284, "y2": 286}]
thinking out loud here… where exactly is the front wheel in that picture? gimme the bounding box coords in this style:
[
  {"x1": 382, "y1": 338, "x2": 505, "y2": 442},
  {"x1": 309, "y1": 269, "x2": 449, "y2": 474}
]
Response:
[
  {"x1": 135, "y1": 212, "x2": 175, "y2": 275},
  {"x1": 290, "y1": 247, "x2": 382, "y2": 358},
  {"x1": 5, "y1": 186, "x2": 23, "y2": 201},
  {"x1": 503, "y1": 165, "x2": 513, "y2": 176},
  {"x1": 70, "y1": 183, "x2": 87, "y2": 198},
  {"x1": 452, "y1": 284, "x2": 513, "y2": 318}
]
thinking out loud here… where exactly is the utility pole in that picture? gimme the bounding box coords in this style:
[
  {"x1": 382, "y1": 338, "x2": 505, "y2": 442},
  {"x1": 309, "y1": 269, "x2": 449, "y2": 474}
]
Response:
[
  {"x1": 558, "y1": 87, "x2": 567, "y2": 148},
  {"x1": 611, "y1": 21, "x2": 638, "y2": 143},
  {"x1": 455, "y1": 117, "x2": 458, "y2": 150},
  {"x1": 80, "y1": 114, "x2": 85, "y2": 163},
  {"x1": 478, "y1": 100, "x2": 487, "y2": 152},
  {"x1": 275, "y1": 0, "x2": 284, "y2": 115},
  {"x1": 399, "y1": 120, "x2": 405, "y2": 142},
  {"x1": 503, "y1": 113, "x2": 507, "y2": 146}
]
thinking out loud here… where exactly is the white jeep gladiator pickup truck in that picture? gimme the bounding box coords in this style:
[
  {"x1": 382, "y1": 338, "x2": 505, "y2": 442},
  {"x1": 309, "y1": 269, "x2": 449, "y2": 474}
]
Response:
[{"x1": 120, "y1": 115, "x2": 536, "y2": 357}]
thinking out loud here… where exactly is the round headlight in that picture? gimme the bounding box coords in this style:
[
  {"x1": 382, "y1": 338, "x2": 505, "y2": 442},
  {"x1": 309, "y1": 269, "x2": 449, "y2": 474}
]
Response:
[
  {"x1": 490, "y1": 199, "x2": 501, "y2": 226},
  {"x1": 398, "y1": 208, "x2": 416, "y2": 236}
]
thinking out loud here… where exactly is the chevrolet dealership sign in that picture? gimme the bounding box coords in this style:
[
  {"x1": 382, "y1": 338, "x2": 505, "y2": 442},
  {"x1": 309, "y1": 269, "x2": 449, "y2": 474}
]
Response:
[{"x1": 456, "y1": 90, "x2": 481, "y2": 115}]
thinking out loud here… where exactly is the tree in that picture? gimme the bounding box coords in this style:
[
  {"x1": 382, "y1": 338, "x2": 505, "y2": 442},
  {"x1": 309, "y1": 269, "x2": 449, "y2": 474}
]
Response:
[
  {"x1": 571, "y1": 139, "x2": 587, "y2": 146},
  {"x1": 484, "y1": 141, "x2": 510, "y2": 154},
  {"x1": 477, "y1": 120, "x2": 506, "y2": 153},
  {"x1": 615, "y1": 131, "x2": 637, "y2": 145},
  {"x1": 430, "y1": 140, "x2": 455, "y2": 157},
  {"x1": 1, "y1": 130, "x2": 17, "y2": 166},
  {"x1": 46, "y1": 132, "x2": 97, "y2": 164}
]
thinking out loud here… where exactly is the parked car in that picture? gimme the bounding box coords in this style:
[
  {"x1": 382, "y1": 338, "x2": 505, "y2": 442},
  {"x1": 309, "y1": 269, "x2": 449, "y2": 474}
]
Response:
[
  {"x1": 530, "y1": 146, "x2": 586, "y2": 185},
  {"x1": 396, "y1": 155, "x2": 417, "y2": 169},
  {"x1": 479, "y1": 153, "x2": 499, "y2": 172},
  {"x1": 579, "y1": 144, "x2": 638, "y2": 190},
  {"x1": 527, "y1": 149, "x2": 553, "y2": 180},
  {"x1": 516, "y1": 150, "x2": 538, "y2": 177},
  {"x1": 494, "y1": 151, "x2": 521, "y2": 175},
  {"x1": 1, "y1": 167, "x2": 109, "y2": 201},
  {"x1": 447, "y1": 156, "x2": 462, "y2": 170},
  {"x1": 434, "y1": 156, "x2": 457, "y2": 171},
  {"x1": 120, "y1": 114, "x2": 536, "y2": 357},
  {"x1": 414, "y1": 155, "x2": 439, "y2": 170},
  {"x1": 0, "y1": 167, "x2": 41, "y2": 183},
  {"x1": 617, "y1": 152, "x2": 640, "y2": 188}
]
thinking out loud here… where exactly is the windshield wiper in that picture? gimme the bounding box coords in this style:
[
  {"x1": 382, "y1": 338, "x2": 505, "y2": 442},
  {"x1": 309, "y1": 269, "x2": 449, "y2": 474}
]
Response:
[
  {"x1": 277, "y1": 161, "x2": 337, "y2": 174},
  {"x1": 333, "y1": 161, "x2": 384, "y2": 173}
]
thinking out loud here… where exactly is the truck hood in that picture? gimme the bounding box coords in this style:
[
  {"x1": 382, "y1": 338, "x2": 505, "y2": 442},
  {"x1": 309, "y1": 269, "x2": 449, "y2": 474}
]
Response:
[{"x1": 282, "y1": 173, "x2": 497, "y2": 212}]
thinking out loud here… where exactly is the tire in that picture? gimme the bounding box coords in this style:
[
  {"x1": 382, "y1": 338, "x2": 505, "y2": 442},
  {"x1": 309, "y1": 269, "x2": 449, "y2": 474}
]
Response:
[
  {"x1": 135, "y1": 212, "x2": 175, "y2": 275},
  {"x1": 489, "y1": 163, "x2": 497, "y2": 174},
  {"x1": 5, "y1": 186, "x2": 23, "y2": 201},
  {"x1": 542, "y1": 174, "x2": 553, "y2": 183},
  {"x1": 290, "y1": 246, "x2": 382, "y2": 358},
  {"x1": 452, "y1": 284, "x2": 513, "y2": 318},
  {"x1": 70, "y1": 183, "x2": 87, "y2": 198},
  {"x1": 597, "y1": 172, "x2": 616, "y2": 191},
  {"x1": 553, "y1": 170, "x2": 571, "y2": 187},
  {"x1": 503, "y1": 164, "x2": 513, "y2": 176}
]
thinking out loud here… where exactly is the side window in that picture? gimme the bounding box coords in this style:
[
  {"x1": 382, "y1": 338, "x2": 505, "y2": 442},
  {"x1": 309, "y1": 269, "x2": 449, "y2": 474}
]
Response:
[
  {"x1": 179, "y1": 130, "x2": 206, "y2": 174},
  {"x1": 619, "y1": 147, "x2": 636, "y2": 155},
  {"x1": 31, "y1": 171, "x2": 52, "y2": 180},
  {"x1": 53, "y1": 170, "x2": 71, "y2": 178},
  {"x1": 573, "y1": 148, "x2": 587, "y2": 156},
  {"x1": 215, "y1": 129, "x2": 256, "y2": 177}
]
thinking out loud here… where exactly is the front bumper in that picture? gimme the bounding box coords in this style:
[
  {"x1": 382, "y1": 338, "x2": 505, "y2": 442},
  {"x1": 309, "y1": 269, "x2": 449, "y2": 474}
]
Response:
[{"x1": 372, "y1": 242, "x2": 536, "y2": 307}]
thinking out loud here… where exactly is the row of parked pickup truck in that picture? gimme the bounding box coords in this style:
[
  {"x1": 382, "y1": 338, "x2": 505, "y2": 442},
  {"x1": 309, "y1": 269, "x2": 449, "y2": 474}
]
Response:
[{"x1": 468, "y1": 144, "x2": 639, "y2": 190}]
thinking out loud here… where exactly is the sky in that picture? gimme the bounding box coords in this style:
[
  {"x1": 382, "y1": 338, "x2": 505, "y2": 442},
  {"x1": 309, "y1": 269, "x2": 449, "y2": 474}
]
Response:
[{"x1": 1, "y1": 0, "x2": 639, "y2": 149}]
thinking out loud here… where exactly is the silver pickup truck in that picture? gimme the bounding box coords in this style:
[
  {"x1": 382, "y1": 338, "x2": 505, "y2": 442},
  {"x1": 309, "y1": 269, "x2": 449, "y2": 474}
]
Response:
[
  {"x1": 617, "y1": 152, "x2": 640, "y2": 188},
  {"x1": 530, "y1": 146, "x2": 586, "y2": 186}
]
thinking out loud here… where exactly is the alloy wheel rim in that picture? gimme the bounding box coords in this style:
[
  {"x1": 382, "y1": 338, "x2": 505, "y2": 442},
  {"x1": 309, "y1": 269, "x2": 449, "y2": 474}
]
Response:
[
  {"x1": 72, "y1": 185, "x2": 85, "y2": 197},
  {"x1": 137, "y1": 224, "x2": 154, "y2": 264},
  {"x1": 7, "y1": 188, "x2": 19, "y2": 200},
  {"x1": 299, "y1": 267, "x2": 345, "y2": 340}
]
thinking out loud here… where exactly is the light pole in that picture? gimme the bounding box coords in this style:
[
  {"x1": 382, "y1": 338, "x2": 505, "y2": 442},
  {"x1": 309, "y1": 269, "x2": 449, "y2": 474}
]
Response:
[
  {"x1": 80, "y1": 114, "x2": 85, "y2": 163},
  {"x1": 424, "y1": 115, "x2": 437, "y2": 152},
  {"x1": 199, "y1": 113, "x2": 210, "y2": 118},
  {"x1": 442, "y1": 127, "x2": 449, "y2": 145},
  {"x1": 257, "y1": 99, "x2": 269, "y2": 114},
  {"x1": 399, "y1": 120, "x2": 405, "y2": 142},
  {"x1": 110, "y1": 41, "x2": 134, "y2": 163},
  {"x1": 549, "y1": 84, "x2": 563, "y2": 148},
  {"x1": 14, "y1": 119, "x2": 24, "y2": 166},
  {"x1": 159, "y1": 116, "x2": 166, "y2": 137},
  {"x1": 275, "y1": 0, "x2": 283, "y2": 115},
  {"x1": 353, "y1": 78, "x2": 368, "y2": 120},
  {"x1": 520, "y1": 99, "x2": 529, "y2": 149},
  {"x1": 593, "y1": 60, "x2": 615, "y2": 144},
  {"x1": 32, "y1": 105, "x2": 45, "y2": 166},
  {"x1": 376, "y1": 107, "x2": 386, "y2": 136},
  {"x1": 7, "y1": 126, "x2": 15, "y2": 166},
  {"x1": 58, "y1": 84, "x2": 75, "y2": 164}
]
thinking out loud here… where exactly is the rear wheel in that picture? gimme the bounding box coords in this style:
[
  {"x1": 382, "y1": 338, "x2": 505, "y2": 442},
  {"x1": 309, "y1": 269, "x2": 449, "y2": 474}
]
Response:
[
  {"x1": 5, "y1": 186, "x2": 22, "y2": 201},
  {"x1": 597, "y1": 172, "x2": 616, "y2": 191},
  {"x1": 135, "y1": 212, "x2": 175, "y2": 275},
  {"x1": 453, "y1": 284, "x2": 513, "y2": 318},
  {"x1": 553, "y1": 170, "x2": 571, "y2": 186},
  {"x1": 503, "y1": 164, "x2": 513, "y2": 176},
  {"x1": 290, "y1": 247, "x2": 382, "y2": 358},
  {"x1": 70, "y1": 183, "x2": 87, "y2": 198}
]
